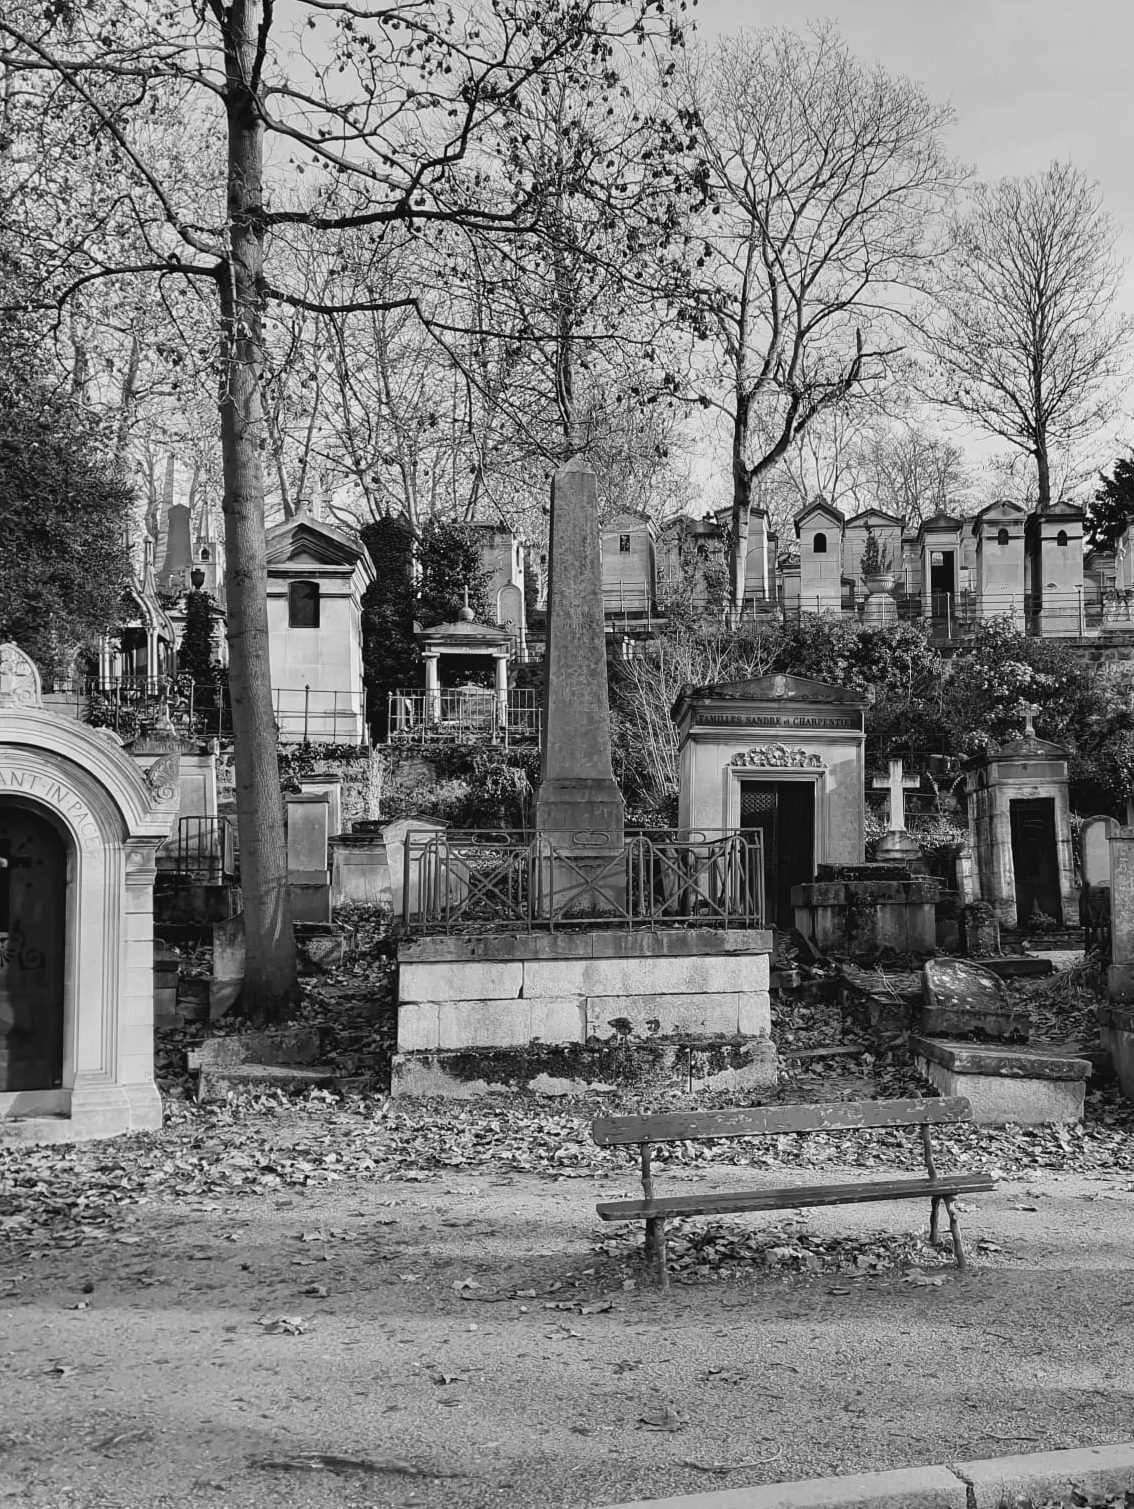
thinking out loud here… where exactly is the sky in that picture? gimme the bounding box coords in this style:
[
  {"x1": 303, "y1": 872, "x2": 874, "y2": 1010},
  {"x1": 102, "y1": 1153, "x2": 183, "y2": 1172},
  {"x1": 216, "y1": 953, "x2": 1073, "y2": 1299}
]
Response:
[
  {"x1": 683, "y1": 0, "x2": 1134, "y2": 500},
  {"x1": 693, "y1": 0, "x2": 1134, "y2": 291}
]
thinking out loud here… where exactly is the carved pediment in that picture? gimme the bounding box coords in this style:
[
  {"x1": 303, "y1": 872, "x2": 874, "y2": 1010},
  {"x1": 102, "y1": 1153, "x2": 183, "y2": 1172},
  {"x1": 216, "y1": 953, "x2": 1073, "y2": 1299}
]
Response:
[
  {"x1": 0, "y1": 643, "x2": 42, "y2": 710},
  {"x1": 731, "y1": 744, "x2": 825, "y2": 769}
]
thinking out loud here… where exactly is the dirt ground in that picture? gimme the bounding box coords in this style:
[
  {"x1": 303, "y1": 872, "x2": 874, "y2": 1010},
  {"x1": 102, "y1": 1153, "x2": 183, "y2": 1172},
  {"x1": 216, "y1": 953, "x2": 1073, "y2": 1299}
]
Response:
[{"x1": 3, "y1": 1097, "x2": 1134, "y2": 1509}]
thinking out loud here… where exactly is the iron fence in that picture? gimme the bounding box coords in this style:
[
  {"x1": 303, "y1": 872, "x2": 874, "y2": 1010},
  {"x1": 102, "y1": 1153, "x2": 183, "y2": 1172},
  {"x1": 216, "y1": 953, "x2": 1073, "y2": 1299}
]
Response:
[
  {"x1": 386, "y1": 687, "x2": 540, "y2": 747},
  {"x1": 401, "y1": 827, "x2": 764, "y2": 933},
  {"x1": 173, "y1": 816, "x2": 238, "y2": 883}
]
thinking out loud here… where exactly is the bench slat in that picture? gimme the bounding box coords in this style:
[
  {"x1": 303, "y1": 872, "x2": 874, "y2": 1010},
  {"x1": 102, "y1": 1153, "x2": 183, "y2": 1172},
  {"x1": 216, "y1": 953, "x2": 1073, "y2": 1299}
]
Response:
[
  {"x1": 596, "y1": 1171, "x2": 994, "y2": 1222},
  {"x1": 592, "y1": 1097, "x2": 974, "y2": 1147}
]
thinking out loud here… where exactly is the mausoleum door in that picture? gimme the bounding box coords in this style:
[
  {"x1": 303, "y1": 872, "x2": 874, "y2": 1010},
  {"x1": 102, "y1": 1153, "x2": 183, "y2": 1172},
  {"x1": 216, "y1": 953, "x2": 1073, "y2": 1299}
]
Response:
[
  {"x1": 929, "y1": 551, "x2": 955, "y2": 623},
  {"x1": 0, "y1": 803, "x2": 67, "y2": 1092},
  {"x1": 1009, "y1": 797, "x2": 1061, "y2": 925},
  {"x1": 739, "y1": 781, "x2": 815, "y2": 929}
]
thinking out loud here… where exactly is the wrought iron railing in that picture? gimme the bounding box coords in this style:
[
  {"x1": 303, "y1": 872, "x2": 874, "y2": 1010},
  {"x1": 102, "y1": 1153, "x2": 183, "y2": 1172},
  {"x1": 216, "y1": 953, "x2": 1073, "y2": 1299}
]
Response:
[
  {"x1": 401, "y1": 828, "x2": 765, "y2": 933},
  {"x1": 173, "y1": 816, "x2": 238, "y2": 884},
  {"x1": 385, "y1": 687, "x2": 540, "y2": 747}
]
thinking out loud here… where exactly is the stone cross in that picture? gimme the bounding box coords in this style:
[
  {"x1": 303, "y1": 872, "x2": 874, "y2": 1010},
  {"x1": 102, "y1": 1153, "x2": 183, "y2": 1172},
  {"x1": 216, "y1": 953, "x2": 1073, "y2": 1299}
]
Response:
[
  {"x1": 871, "y1": 758, "x2": 919, "y2": 833},
  {"x1": 1022, "y1": 702, "x2": 1040, "y2": 738}
]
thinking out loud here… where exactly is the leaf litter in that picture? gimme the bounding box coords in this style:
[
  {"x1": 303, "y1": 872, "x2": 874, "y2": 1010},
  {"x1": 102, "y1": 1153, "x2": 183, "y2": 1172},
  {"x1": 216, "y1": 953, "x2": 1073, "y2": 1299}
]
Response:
[{"x1": 3, "y1": 1069, "x2": 1133, "y2": 1250}]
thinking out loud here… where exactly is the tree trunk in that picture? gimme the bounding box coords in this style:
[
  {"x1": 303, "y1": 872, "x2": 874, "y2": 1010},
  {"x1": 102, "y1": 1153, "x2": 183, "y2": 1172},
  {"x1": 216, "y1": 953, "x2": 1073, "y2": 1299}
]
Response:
[
  {"x1": 216, "y1": 0, "x2": 298, "y2": 1024},
  {"x1": 728, "y1": 390, "x2": 753, "y2": 627},
  {"x1": 1035, "y1": 440, "x2": 1052, "y2": 510}
]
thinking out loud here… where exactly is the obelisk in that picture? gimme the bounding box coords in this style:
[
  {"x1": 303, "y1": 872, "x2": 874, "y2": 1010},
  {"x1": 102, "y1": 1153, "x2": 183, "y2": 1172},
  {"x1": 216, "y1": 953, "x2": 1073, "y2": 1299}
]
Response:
[{"x1": 535, "y1": 457, "x2": 625, "y2": 869}]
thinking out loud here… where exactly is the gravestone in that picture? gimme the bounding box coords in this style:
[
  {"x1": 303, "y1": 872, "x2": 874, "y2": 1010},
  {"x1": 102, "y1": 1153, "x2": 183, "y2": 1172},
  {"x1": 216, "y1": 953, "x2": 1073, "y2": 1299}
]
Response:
[
  {"x1": 871, "y1": 758, "x2": 925, "y2": 871},
  {"x1": 286, "y1": 793, "x2": 331, "y2": 924},
  {"x1": 535, "y1": 458, "x2": 625, "y2": 912},
  {"x1": 1081, "y1": 815, "x2": 1119, "y2": 889},
  {"x1": 920, "y1": 958, "x2": 1029, "y2": 1040},
  {"x1": 0, "y1": 643, "x2": 177, "y2": 1141}
]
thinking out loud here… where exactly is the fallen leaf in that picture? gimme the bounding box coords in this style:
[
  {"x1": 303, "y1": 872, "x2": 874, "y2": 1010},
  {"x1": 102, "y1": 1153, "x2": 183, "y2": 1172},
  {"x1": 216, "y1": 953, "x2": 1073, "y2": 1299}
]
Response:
[{"x1": 639, "y1": 1404, "x2": 683, "y2": 1432}]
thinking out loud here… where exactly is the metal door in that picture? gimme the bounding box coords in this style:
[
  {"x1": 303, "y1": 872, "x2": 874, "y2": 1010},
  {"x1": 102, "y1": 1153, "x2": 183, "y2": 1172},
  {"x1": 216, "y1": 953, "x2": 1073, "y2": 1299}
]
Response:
[{"x1": 0, "y1": 804, "x2": 66, "y2": 1092}]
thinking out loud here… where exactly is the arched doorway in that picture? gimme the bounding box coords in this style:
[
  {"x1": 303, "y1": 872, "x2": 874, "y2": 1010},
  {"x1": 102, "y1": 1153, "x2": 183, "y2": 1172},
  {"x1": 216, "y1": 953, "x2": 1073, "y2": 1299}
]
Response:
[{"x1": 0, "y1": 802, "x2": 67, "y2": 1092}]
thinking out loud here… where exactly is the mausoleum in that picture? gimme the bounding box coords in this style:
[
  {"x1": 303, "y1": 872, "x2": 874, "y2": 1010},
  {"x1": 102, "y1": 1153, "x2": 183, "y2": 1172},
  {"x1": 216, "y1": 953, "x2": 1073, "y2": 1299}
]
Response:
[
  {"x1": 0, "y1": 645, "x2": 177, "y2": 1141},
  {"x1": 672, "y1": 674, "x2": 870, "y2": 927}
]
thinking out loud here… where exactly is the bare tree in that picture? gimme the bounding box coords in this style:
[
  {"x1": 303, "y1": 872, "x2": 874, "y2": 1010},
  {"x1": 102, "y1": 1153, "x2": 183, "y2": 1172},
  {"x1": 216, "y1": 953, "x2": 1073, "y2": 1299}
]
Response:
[
  {"x1": 921, "y1": 160, "x2": 1131, "y2": 510},
  {"x1": 1, "y1": 0, "x2": 683, "y2": 1022},
  {"x1": 856, "y1": 422, "x2": 973, "y2": 526},
  {"x1": 678, "y1": 23, "x2": 960, "y2": 622}
]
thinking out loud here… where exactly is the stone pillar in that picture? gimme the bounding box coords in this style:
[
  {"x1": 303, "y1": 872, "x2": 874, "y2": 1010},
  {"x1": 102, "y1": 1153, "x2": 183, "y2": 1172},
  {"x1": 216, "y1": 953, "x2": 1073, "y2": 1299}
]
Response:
[
  {"x1": 286, "y1": 793, "x2": 331, "y2": 924},
  {"x1": 1108, "y1": 829, "x2": 1134, "y2": 1001},
  {"x1": 422, "y1": 652, "x2": 441, "y2": 725},
  {"x1": 536, "y1": 459, "x2": 624, "y2": 845},
  {"x1": 299, "y1": 773, "x2": 342, "y2": 838},
  {"x1": 536, "y1": 458, "x2": 625, "y2": 913},
  {"x1": 493, "y1": 653, "x2": 509, "y2": 737}
]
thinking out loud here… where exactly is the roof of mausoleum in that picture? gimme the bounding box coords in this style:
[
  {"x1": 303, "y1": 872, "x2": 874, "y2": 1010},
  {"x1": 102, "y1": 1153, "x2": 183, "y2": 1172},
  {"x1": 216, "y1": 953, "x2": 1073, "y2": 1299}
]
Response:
[
  {"x1": 844, "y1": 508, "x2": 903, "y2": 529},
  {"x1": 916, "y1": 511, "x2": 964, "y2": 538},
  {"x1": 265, "y1": 508, "x2": 367, "y2": 572},
  {"x1": 671, "y1": 673, "x2": 871, "y2": 722}
]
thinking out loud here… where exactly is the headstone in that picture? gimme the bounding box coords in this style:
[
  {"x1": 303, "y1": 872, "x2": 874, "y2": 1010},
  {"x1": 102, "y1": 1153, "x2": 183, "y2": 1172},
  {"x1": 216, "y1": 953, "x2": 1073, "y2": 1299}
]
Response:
[
  {"x1": 210, "y1": 913, "x2": 245, "y2": 1019},
  {"x1": 299, "y1": 774, "x2": 342, "y2": 840},
  {"x1": 383, "y1": 815, "x2": 448, "y2": 921},
  {"x1": 1081, "y1": 815, "x2": 1119, "y2": 889},
  {"x1": 286, "y1": 793, "x2": 331, "y2": 924},
  {"x1": 872, "y1": 758, "x2": 925, "y2": 870},
  {"x1": 535, "y1": 458, "x2": 624, "y2": 913},
  {"x1": 921, "y1": 957, "x2": 1029, "y2": 1040}
]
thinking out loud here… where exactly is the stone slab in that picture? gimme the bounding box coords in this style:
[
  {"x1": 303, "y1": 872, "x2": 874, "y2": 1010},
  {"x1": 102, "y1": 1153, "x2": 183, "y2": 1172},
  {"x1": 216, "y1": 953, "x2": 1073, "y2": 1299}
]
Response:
[
  {"x1": 1099, "y1": 1019, "x2": 1134, "y2": 1103},
  {"x1": 584, "y1": 993, "x2": 744, "y2": 1040},
  {"x1": 596, "y1": 1463, "x2": 967, "y2": 1509},
  {"x1": 397, "y1": 929, "x2": 773, "y2": 963},
  {"x1": 523, "y1": 953, "x2": 767, "y2": 998},
  {"x1": 909, "y1": 1036, "x2": 1090, "y2": 1081},
  {"x1": 978, "y1": 956, "x2": 1054, "y2": 979},
  {"x1": 398, "y1": 959, "x2": 523, "y2": 1003},
  {"x1": 921, "y1": 958, "x2": 1029, "y2": 1041},
  {"x1": 955, "y1": 1442, "x2": 1134, "y2": 1509},
  {"x1": 914, "y1": 1054, "x2": 1088, "y2": 1124}
]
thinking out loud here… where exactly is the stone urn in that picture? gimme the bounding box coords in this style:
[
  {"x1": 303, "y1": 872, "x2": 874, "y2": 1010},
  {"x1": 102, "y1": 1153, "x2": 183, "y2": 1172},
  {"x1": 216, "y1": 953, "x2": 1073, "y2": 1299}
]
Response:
[{"x1": 862, "y1": 572, "x2": 897, "y2": 626}]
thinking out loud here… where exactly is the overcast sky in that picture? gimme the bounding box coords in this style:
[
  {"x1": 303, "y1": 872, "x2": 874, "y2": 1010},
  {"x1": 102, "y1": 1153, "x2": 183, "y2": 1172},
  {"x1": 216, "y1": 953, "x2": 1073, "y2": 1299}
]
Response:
[
  {"x1": 694, "y1": 0, "x2": 1134, "y2": 303},
  {"x1": 680, "y1": 0, "x2": 1133, "y2": 492}
]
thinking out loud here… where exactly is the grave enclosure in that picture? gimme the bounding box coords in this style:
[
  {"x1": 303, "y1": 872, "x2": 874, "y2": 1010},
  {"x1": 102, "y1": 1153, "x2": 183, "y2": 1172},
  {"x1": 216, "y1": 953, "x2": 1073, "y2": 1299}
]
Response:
[{"x1": 0, "y1": 646, "x2": 176, "y2": 1141}]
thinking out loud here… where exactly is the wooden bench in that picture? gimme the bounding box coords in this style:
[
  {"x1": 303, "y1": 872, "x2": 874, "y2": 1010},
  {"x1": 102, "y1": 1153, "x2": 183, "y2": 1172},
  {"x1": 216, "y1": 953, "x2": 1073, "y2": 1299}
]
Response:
[{"x1": 592, "y1": 1097, "x2": 994, "y2": 1288}]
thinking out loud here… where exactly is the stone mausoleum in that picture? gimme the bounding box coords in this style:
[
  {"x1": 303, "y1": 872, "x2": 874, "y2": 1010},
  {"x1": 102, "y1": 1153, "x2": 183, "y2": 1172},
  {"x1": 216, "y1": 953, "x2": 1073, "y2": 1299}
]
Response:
[
  {"x1": 672, "y1": 674, "x2": 870, "y2": 928},
  {"x1": 0, "y1": 645, "x2": 177, "y2": 1142}
]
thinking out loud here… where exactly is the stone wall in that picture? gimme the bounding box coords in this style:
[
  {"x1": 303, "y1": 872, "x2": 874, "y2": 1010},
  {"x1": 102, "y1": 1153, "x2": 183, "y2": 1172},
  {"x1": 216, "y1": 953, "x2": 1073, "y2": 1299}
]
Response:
[{"x1": 394, "y1": 928, "x2": 775, "y2": 1096}]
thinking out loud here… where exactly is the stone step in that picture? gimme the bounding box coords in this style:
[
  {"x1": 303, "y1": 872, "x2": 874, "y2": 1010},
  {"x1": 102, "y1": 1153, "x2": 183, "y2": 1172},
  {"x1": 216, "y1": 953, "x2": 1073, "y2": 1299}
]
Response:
[
  {"x1": 195, "y1": 1062, "x2": 342, "y2": 1103},
  {"x1": 979, "y1": 955, "x2": 1055, "y2": 979}
]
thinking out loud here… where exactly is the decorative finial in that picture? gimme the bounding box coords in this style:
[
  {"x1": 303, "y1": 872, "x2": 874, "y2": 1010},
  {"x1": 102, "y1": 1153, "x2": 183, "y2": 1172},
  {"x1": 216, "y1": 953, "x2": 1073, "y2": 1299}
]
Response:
[
  {"x1": 457, "y1": 585, "x2": 474, "y2": 623},
  {"x1": 1022, "y1": 702, "x2": 1038, "y2": 739}
]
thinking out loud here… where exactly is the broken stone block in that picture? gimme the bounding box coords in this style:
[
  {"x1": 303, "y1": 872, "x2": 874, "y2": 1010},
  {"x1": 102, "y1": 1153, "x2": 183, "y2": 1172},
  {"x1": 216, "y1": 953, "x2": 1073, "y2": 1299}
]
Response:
[{"x1": 920, "y1": 957, "x2": 1030, "y2": 1041}]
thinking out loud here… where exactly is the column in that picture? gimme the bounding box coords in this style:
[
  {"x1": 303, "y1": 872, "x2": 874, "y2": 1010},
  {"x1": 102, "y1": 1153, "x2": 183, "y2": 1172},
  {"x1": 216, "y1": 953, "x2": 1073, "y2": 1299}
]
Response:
[
  {"x1": 493, "y1": 653, "x2": 509, "y2": 739},
  {"x1": 422, "y1": 652, "x2": 441, "y2": 726}
]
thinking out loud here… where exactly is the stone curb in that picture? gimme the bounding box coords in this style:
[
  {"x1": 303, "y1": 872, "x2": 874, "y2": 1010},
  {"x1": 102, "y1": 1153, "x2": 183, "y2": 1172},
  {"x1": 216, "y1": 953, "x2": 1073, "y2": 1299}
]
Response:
[{"x1": 596, "y1": 1441, "x2": 1134, "y2": 1509}]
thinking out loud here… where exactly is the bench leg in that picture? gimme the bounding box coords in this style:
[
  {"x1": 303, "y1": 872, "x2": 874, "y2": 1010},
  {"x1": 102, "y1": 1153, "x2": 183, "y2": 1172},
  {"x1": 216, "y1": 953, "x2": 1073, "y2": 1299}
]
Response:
[
  {"x1": 929, "y1": 1196, "x2": 941, "y2": 1247},
  {"x1": 943, "y1": 1196, "x2": 967, "y2": 1273},
  {"x1": 645, "y1": 1216, "x2": 669, "y2": 1290}
]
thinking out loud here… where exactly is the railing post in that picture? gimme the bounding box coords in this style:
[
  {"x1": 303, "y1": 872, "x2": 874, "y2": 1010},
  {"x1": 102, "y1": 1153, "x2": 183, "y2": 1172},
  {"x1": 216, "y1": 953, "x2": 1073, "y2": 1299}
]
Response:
[{"x1": 303, "y1": 684, "x2": 310, "y2": 744}]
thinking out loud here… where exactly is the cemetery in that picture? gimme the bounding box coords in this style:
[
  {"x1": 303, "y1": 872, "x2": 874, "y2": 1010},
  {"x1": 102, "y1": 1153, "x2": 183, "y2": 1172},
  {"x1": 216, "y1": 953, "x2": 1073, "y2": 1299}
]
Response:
[{"x1": 7, "y1": 3, "x2": 1134, "y2": 1503}]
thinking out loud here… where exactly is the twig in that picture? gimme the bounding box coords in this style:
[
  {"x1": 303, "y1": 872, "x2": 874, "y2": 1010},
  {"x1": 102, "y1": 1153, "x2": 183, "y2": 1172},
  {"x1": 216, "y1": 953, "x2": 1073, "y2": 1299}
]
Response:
[{"x1": 681, "y1": 1448, "x2": 783, "y2": 1474}]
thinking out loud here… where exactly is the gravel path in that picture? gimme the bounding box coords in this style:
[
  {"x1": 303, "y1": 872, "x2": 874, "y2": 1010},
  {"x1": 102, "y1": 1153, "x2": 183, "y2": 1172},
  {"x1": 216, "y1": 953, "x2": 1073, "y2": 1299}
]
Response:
[{"x1": 2, "y1": 1149, "x2": 1133, "y2": 1509}]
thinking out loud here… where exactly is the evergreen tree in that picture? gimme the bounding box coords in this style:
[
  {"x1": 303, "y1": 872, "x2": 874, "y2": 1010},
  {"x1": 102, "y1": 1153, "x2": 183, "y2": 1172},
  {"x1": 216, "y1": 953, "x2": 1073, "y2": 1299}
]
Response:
[
  {"x1": 1087, "y1": 455, "x2": 1134, "y2": 551},
  {"x1": 0, "y1": 376, "x2": 132, "y2": 677}
]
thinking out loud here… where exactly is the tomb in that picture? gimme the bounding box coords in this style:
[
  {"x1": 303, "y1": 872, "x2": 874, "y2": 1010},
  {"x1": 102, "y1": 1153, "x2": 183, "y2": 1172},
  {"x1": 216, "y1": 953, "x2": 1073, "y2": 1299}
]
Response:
[
  {"x1": 392, "y1": 461, "x2": 775, "y2": 1098},
  {"x1": 794, "y1": 498, "x2": 845, "y2": 615},
  {"x1": 672, "y1": 673, "x2": 870, "y2": 929},
  {"x1": 972, "y1": 500, "x2": 1027, "y2": 623},
  {"x1": 1026, "y1": 501, "x2": 1087, "y2": 637},
  {"x1": 265, "y1": 504, "x2": 374, "y2": 744},
  {"x1": 962, "y1": 709, "x2": 1077, "y2": 927},
  {"x1": 909, "y1": 1037, "x2": 1091, "y2": 1124},
  {"x1": 0, "y1": 645, "x2": 177, "y2": 1141}
]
